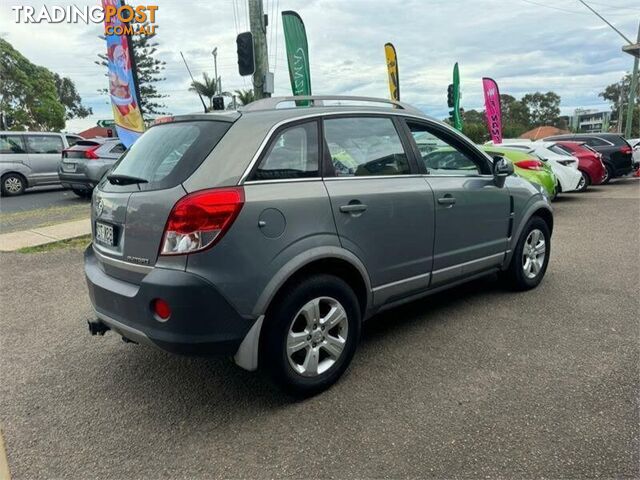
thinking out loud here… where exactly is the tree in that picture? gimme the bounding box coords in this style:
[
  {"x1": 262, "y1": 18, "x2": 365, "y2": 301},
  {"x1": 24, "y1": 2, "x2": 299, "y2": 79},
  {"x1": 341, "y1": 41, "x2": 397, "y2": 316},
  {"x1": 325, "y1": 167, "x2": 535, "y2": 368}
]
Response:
[
  {"x1": 189, "y1": 73, "x2": 228, "y2": 111},
  {"x1": 96, "y1": 25, "x2": 168, "y2": 117},
  {"x1": 600, "y1": 73, "x2": 640, "y2": 136},
  {"x1": 234, "y1": 88, "x2": 255, "y2": 106},
  {"x1": 0, "y1": 38, "x2": 65, "y2": 131},
  {"x1": 460, "y1": 109, "x2": 488, "y2": 143},
  {"x1": 500, "y1": 94, "x2": 530, "y2": 134},
  {"x1": 53, "y1": 74, "x2": 92, "y2": 120},
  {"x1": 521, "y1": 91, "x2": 561, "y2": 127}
]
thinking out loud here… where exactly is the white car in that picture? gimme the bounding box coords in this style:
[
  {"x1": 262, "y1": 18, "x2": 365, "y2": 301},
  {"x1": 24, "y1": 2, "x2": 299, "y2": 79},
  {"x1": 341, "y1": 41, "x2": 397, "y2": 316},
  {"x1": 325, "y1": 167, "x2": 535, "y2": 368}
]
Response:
[
  {"x1": 486, "y1": 139, "x2": 584, "y2": 193},
  {"x1": 627, "y1": 138, "x2": 640, "y2": 167}
]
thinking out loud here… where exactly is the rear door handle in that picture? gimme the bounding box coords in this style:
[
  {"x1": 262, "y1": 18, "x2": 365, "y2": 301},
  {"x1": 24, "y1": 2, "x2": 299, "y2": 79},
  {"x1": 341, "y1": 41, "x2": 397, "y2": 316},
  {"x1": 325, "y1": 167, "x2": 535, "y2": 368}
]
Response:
[
  {"x1": 339, "y1": 203, "x2": 368, "y2": 213},
  {"x1": 437, "y1": 196, "x2": 456, "y2": 206}
]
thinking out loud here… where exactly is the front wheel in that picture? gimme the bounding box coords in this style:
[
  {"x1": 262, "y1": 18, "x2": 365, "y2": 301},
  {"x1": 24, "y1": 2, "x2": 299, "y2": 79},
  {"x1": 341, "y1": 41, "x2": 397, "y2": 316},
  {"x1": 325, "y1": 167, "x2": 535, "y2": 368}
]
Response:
[
  {"x1": 261, "y1": 274, "x2": 361, "y2": 397},
  {"x1": 502, "y1": 217, "x2": 551, "y2": 291},
  {"x1": 72, "y1": 188, "x2": 93, "y2": 199}
]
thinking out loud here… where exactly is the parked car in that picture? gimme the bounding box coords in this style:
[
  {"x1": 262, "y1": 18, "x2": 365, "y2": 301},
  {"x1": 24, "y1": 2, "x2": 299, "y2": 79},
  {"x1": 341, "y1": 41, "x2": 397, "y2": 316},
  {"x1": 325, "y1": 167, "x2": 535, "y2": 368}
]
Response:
[
  {"x1": 544, "y1": 133, "x2": 635, "y2": 183},
  {"x1": 627, "y1": 138, "x2": 640, "y2": 168},
  {"x1": 85, "y1": 96, "x2": 553, "y2": 396},
  {"x1": 0, "y1": 131, "x2": 83, "y2": 196},
  {"x1": 59, "y1": 138, "x2": 125, "y2": 198},
  {"x1": 488, "y1": 140, "x2": 584, "y2": 193},
  {"x1": 479, "y1": 145, "x2": 557, "y2": 199},
  {"x1": 549, "y1": 141, "x2": 606, "y2": 187}
]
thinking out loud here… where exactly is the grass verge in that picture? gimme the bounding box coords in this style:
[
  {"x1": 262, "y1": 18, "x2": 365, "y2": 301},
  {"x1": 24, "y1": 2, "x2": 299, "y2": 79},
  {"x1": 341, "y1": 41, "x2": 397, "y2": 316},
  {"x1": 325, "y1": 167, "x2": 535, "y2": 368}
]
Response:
[{"x1": 17, "y1": 234, "x2": 91, "y2": 254}]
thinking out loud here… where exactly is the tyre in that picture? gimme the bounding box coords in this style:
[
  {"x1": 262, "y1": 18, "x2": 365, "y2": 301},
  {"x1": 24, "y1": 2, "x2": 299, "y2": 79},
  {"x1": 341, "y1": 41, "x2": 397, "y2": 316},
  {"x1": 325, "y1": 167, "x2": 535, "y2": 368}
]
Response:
[
  {"x1": 576, "y1": 171, "x2": 589, "y2": 192},
  {"x1": 72, "y1": 188, "x2": 93, "y2": 199},
  {"x1": 601, "y1": 164, "x2": 614, "y2": 184},
  {"x1": 1, "y1": 173, "x2": 26, "y2": 196},
  {"x1": 261, "y1": 274, "x2": 361, "y2": 397},
  {"x1": 503, "y1": 216, "x2": 550, "y2": 291}
]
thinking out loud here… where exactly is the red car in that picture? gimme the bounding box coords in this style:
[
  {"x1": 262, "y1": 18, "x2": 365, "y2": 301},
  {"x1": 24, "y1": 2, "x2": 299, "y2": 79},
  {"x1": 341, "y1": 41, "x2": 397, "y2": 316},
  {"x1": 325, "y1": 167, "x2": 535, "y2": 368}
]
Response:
[{"x1": 551, "y1": 141, "x2": 606, "y2": 187}]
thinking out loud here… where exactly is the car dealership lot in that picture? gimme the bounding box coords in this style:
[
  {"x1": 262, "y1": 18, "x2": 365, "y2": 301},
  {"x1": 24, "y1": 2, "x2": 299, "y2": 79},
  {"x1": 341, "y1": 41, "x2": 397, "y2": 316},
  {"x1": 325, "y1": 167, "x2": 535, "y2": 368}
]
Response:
[{"x1": 0, "y1": 180, "x2": 638, "y2": 479}]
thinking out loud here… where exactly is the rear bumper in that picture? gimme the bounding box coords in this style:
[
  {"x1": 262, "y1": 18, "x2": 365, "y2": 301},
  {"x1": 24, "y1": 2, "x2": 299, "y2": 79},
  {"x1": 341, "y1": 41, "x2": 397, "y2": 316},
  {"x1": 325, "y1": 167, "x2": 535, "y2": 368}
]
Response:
[
  {"x1": 84, "y1": 245, "x2": 255, "y2": 355},
  {"x1": 59, "y1": 162, "x2": 110, "y2": 190}
]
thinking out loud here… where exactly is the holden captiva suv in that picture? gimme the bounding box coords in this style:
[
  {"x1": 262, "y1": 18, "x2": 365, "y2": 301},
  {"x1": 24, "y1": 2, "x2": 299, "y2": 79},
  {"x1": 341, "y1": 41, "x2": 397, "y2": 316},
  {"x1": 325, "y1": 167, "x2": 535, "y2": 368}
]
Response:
[{"x1": 85, "y1": 96, "x2": 553, "y2": 396}]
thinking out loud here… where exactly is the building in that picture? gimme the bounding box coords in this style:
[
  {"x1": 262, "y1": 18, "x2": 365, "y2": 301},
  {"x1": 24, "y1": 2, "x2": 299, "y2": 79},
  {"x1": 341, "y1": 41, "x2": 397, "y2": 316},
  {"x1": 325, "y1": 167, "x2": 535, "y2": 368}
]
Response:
[
  {"x1": 568, "y1": 109, "x2": 612, "y2": 133},
  {"x1": 519, "y1": 126, "x2": 569, "y2": 140}
]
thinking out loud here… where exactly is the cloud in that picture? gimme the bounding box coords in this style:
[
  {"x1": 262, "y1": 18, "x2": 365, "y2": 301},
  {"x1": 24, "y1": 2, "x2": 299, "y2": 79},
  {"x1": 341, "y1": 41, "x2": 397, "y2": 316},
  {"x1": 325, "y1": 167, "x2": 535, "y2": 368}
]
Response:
[{"x1": 1, "y1": 0, "x2": 637, "y2": 131}]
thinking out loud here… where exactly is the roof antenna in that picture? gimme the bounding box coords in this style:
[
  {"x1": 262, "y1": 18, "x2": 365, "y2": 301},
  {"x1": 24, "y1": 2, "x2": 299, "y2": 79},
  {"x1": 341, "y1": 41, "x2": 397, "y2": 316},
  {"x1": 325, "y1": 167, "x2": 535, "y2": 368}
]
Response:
[{"x1": 180, "y1": 51, "x2": 208, "y2": 113}]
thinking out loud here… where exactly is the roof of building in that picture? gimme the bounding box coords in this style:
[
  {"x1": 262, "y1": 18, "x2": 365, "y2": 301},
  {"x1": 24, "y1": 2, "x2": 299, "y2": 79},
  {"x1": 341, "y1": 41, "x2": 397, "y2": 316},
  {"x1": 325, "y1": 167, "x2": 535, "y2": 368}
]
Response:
[
  {"x1": 519, "y1": 126, "x2": 569, "y2": 141},
  {"x1": 77, "y1": 126, "x2": 116, "y2": 139}
]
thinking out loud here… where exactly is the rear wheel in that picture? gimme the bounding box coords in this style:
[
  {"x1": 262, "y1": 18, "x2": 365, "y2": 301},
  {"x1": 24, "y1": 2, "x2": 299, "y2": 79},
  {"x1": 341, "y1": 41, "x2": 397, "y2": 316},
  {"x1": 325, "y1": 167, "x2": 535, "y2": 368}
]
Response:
[
  {"x1": 261, "y1": 274, "x2": 361, "y2": 397},
  {"x1": 503, "y1": 216, "x2": 550, "y2": 291},
  {"x1": 576, "y1": 171, "x2": 589, "y2": 192},
  {"x1": 72, "y1": 188, "x2": 93, "y2": 199},
  {"x1": 1, "y1": 173, "x2": 25, "y2": 196},
  {"x1": 601, "y1": 164, "x2": 614, "y2": 184}
]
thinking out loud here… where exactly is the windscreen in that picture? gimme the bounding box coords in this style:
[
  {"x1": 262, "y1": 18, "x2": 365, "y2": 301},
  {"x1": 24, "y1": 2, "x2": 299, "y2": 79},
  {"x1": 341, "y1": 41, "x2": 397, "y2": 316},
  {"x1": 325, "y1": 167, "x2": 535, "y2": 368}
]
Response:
[{"x1": 107, "y1": 121, "x2": 231, "y2": 191}]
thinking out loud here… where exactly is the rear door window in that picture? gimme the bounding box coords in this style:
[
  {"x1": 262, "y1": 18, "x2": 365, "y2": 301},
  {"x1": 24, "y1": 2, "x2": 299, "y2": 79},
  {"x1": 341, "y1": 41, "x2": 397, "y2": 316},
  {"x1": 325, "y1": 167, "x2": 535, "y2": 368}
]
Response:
[
  {"x1": 26, "y1": 135, "x2": 63, "y2": 154},
  {"x1": 0, "y1": 135, "x2": 27, "y2": 154},
  {"x1": 250, "y1": 121, "x2": 319, "y2": 180},
  {"x1": 584, "y1": 137, "x2": 611, "y2": 147},
  {"x1": 106, "y1": 121, "x2": 231, "y2": 191},
  {"x1": 66, "y1": 135, "x2": 82, "y2": 146},
  {"x1": 324, "y1": 117, "x2": 411, "y2": 177}
]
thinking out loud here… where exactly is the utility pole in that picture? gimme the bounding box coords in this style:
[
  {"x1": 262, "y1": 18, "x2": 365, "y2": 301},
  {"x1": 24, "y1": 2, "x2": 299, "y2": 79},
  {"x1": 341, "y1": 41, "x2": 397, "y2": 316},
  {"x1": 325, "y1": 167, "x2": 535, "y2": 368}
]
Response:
[
  {"x1": 212, "y1": 47, "x2": 220, "y2": 95},
  {"x1": 248, "y1": 0, "x2": 271, "y2": 99},
  {"x1": 577, "y1": 1, "x2": 639, "y2": 137},
  {"x1": 623, "y1": 23, "x2": 639, "y2": 139}
]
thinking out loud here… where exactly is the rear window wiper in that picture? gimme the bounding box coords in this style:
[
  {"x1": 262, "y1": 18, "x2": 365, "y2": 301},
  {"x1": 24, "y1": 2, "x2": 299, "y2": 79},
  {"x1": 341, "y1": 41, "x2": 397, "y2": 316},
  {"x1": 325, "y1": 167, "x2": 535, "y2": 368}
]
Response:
[{"x1": 106, "y1": 174, "x2": 149, "y2": 185}]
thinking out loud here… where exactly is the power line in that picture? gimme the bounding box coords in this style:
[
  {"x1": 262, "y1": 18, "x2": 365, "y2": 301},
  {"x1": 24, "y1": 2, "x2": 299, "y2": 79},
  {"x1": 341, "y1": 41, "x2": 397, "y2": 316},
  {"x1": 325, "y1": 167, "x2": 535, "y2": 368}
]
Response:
[{"x1": 576, "y1": 0, "x2": 634, "y2": 44}]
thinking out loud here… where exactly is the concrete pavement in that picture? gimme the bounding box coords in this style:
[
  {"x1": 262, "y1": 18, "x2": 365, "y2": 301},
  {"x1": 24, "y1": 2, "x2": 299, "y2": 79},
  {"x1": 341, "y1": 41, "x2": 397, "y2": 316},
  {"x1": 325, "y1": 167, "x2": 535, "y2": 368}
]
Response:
[{"x1": 0, "y1": 218, "x2": 91, "y2": 251}]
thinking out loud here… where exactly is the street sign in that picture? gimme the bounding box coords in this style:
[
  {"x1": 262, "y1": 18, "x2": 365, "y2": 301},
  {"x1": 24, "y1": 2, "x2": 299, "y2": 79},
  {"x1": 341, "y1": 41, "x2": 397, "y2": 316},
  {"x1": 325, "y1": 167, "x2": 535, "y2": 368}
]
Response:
[{"x1": 97, "y1": 120, "x2": 116, "y2": 128}]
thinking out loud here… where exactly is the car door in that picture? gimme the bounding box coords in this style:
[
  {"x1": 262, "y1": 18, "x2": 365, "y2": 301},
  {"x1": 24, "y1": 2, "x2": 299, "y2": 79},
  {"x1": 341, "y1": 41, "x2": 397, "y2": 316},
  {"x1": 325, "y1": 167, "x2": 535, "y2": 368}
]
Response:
[
  {"x1": 322, "y1": 115, "x2": 435, "y2": 306},
  {"x1": 25, "y1": 134, "x2": 64, "y2": 184},
  {"x1": 404, "y1": 119, "x2": 510, "y2": 286}
]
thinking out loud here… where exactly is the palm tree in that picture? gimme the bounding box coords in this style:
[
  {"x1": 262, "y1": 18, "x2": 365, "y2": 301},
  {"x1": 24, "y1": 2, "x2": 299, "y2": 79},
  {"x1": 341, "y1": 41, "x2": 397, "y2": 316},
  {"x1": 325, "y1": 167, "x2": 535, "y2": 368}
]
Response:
[
  {"x1": 189, "y1": 73, "x2": 229, "y2": 111},
  {"x1": 235, "y1": 88, "x2": 255, "y2": 106}
]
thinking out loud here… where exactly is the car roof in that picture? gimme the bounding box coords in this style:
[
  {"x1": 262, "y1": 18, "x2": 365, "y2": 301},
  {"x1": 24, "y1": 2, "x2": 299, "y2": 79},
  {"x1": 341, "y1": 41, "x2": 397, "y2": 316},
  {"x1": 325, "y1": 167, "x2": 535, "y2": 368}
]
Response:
[
  {"x1": 168, "y1": 96, "x2": 435, "y2": 126},
  {"x1": 0, "y1": 131, "x2": 64, "y2": 136}
]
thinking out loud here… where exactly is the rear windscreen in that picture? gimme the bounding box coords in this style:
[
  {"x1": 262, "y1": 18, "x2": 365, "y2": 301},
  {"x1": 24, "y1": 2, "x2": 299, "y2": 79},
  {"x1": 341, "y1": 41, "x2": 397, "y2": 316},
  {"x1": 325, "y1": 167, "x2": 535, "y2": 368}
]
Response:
[{"x1": 106, "y1": 121, "x2": 230, "y2": 191}]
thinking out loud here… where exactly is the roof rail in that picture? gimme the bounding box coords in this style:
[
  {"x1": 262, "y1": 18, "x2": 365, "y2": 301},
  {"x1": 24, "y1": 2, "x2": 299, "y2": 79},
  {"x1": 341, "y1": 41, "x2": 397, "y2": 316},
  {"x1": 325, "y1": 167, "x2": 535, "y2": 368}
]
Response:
[{"x1": 240, "y1": 95, "x2": 423, "y2": 114}]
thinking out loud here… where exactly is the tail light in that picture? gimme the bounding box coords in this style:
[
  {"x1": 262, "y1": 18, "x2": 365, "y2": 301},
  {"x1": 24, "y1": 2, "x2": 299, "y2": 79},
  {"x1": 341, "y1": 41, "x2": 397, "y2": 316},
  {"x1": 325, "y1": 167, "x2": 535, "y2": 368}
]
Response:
[
  {"x1": 85, "y1": 145, "x2": 100, "y2": 159},
  {"x1": 514, "y1": 159, "x2": 544, "y2": 171},
  {"x1": 160, "y1": 187, "x2": 245, "y2": 256},
  {"x1": 620, "y1": 145, "x2": 632, "y2": 155}
]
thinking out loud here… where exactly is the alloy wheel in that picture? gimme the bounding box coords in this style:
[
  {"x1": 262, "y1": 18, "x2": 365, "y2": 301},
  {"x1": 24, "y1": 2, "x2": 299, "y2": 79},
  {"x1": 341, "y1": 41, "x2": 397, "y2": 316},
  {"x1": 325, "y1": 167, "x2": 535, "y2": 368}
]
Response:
[
  {"x1": 286, "y1": 296, "x2": 349, "y2": 377},
  {"x1": 4, "y1": 177, "x2": 22, "y2": 194},
  {"x1": 522, "y1": 229, "x2": 546, "y2": 279}
]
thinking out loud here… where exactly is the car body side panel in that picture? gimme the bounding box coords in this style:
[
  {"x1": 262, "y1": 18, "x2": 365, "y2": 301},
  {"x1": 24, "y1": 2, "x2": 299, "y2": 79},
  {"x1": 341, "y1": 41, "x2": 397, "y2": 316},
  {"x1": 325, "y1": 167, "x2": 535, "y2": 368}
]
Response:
[{"x1": 185, "y1": 180, "x2": 341, "y2": 318}]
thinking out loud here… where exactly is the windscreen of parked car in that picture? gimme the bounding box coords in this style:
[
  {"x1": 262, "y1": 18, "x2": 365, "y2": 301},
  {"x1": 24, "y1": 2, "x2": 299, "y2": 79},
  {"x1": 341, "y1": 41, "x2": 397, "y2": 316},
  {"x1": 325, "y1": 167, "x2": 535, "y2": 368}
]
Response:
[{"x1": 105, "y1": 121, "x2": 231, "y2": 191}]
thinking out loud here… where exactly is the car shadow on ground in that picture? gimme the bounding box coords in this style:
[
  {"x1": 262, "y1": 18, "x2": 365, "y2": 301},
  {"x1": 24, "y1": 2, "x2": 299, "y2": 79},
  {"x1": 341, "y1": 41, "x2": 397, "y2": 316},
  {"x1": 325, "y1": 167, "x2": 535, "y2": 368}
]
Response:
[{"x1": 94, "y1": 274, "x2": 508, "y2": 418}]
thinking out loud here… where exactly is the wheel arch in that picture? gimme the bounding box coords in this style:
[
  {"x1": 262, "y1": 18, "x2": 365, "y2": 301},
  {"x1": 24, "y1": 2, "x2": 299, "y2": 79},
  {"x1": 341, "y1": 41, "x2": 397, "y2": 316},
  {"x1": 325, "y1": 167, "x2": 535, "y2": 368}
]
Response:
[
  {"x1": 504, "y1": 200, "x2": 553, "y2": 269},
  {"x1": 235, "y1": 248, "x2": 372, "y2": 372},
  {"x1": 1, "y1": 171, "x2": 29, "y2": 188}
]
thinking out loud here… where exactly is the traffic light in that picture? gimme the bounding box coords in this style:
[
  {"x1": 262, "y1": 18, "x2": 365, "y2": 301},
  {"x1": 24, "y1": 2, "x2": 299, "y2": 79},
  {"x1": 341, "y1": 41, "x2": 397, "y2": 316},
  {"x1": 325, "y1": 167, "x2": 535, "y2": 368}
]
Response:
[
  {"x1": 212, "y1": 96, "x2": 225, "y2": 111},
  {"x1": 447, "y1": 83, "x2": 454, "y2": 108},
  {"x1": 449, "y1": 110, "x2": 455, "y2": 124},
  {"x1": 236, "y1": 32, "x2": 255, "y2": 76}
]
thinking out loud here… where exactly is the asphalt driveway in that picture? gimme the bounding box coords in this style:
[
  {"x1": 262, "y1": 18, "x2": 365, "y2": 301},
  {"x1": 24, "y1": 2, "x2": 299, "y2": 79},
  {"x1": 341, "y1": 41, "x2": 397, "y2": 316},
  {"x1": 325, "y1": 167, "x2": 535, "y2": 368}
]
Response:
[{"x1": 0, "y1": 180, "x2": 638, "y2": 479}]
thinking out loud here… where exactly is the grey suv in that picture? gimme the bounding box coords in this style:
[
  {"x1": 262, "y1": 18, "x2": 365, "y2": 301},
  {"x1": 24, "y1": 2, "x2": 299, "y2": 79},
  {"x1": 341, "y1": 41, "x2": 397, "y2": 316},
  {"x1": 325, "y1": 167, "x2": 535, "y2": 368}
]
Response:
[{"x1": 86, "y1": 96, "x2": 553, "y2": 396}]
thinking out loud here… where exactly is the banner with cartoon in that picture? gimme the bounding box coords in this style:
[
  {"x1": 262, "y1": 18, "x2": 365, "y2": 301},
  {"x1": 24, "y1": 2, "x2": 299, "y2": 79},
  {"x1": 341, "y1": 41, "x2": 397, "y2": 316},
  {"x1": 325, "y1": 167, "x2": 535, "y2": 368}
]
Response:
[{"x1": 102, "y1": 0, "x2": 144, "y2": 147}]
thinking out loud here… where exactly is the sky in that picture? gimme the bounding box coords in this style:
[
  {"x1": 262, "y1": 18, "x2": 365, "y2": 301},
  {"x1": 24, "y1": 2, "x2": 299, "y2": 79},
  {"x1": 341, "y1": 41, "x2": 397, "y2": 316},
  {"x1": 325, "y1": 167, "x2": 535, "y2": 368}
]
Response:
[{"x1": 1, "y1": 0, "x2": 638, "y2": 133}]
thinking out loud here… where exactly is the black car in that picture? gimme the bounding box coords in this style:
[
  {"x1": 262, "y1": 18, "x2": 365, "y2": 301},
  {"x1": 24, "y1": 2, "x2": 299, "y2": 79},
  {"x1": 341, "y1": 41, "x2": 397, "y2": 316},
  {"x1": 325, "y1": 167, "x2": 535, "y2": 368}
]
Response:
[{"x1": 544, "y1": 133, "x2": 635, "y2": 184}]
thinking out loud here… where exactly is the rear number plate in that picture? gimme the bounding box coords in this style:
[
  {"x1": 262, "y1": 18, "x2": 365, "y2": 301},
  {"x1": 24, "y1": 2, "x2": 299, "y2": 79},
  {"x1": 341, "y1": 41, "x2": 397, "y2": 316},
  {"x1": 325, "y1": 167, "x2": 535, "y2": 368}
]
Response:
[
  {"x1": 95, "y1": 222, "x2": 115, "y2": 246},
  {"x1": 62, "y1": 162, "x2": 76, "y2": 172}
]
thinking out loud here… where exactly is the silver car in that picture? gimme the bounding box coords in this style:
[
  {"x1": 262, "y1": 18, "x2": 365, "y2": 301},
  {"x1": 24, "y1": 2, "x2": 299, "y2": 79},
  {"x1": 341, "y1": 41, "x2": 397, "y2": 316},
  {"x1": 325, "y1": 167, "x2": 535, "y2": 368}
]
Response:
[
  {"x1": 59, "y1": 138, "x2": 126, "y2": 198},
  {"x1": 86, "y1": 96, "x2": 553, "y2": 396},
  {"x1": 0, "y1": 131, "x2": 83, "y2": 196}
]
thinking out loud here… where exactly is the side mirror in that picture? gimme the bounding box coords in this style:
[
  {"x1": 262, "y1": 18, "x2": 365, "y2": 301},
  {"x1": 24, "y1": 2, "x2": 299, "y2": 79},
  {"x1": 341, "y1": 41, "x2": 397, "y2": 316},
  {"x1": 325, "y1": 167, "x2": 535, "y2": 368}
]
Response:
[{"x1": 493, "y1": 155, "x2": 513, "y2": 187}]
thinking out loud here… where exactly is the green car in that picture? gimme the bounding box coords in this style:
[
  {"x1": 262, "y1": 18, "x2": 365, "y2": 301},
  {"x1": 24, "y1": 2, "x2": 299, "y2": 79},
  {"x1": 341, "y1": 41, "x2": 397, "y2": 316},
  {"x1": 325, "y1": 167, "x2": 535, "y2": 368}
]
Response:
[{"x1": 480, "y1": 145, "x2": 557, "y2": 199}]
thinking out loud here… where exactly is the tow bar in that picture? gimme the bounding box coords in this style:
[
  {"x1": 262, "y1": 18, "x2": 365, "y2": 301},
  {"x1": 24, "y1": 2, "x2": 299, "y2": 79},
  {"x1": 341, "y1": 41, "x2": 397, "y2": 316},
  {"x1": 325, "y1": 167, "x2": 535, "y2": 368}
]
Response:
[{"x1": 87, "y1": 319, "x2": 110, "y2": 336}]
